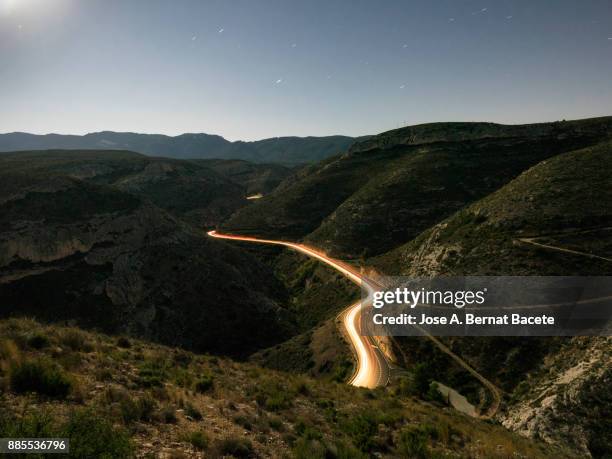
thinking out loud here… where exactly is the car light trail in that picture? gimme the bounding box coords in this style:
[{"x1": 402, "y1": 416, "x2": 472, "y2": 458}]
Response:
[{"x1": 207, "y1": 230, "x2": 389, "y2": 388}]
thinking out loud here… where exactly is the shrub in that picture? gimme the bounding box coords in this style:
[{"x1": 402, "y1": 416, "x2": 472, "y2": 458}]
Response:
[
  {"x1": 0, "y1": 339, "x2": 20, "y2": 379},
  {"x1": 137, "y1": 361, "x2": 166, "y2": 388},
  {"x1": 10, "y1": 358, "x2": 72, "y2": 398},
  {"x1": 293, "y1": 437, "x2": 366, "y2": 459},
  {"x1": 214, "y1": 436, "x2": 253, "y2": 458},
  {"x1": 57, "y1": 351, "x2": 83, "y2": 370},
  {"x1": 406, "y1": 363, "x2": 434, "y2": 397},
  {"x1": 95, "y1": 367, "x2": 113, "y2": 382},
  {"x1": 233, "y1": 415, "x2": 253, "y2": 431},
  {"x1": 426, "y1": 382, "x2": 447, "y2": 405},
  {"x1": 0, "y1": 409, "x2": 55, "y2": 438},
  {"x1": 340, "y1": 412, "x2": 378, "y2": 452},
  {"x1": 1, "y1": 408, "x2": 132, "y2": 458},
  {"x1": 184, "y1": 402, "x2": 202, "y2": 421},
  {"x1": 0, "y1": 339, "x2": 20, "y2": 361},
  {"x1": 27, "y1": 332, "x2": 50, "y2": 350},
  {"x1": 331, "y1": 440, "x2": 368, "y2": 459},
  {"x1": 331, "y1": 359, "x2": 353, "y2": 383},
  {"x1": 268, "y1": 416, "x2": 284, "y2": 431},
  {"x1": 263, "y1": 393, "x2": 290, "y2": 412},
  {"x1": 172, "y1": 351, "x2": 192, "y2": 367},
  {"x1": 172, "y1": 368, "x2": 194, "y2": 388},
  {"x1": 116, "y1": 336, "x2": 131, "y2": 348},
  {"x1": 158, "y1": 406, "x2": 177, "y2": 424},
  {"x1": 184, "y1": 431, "x2": 209, "y2": 451},
  {"x1": 103, "y1": 386, "x2": 128, "y2": 404},
  {"x1": 376, "y1": 408, "x2": 404, "y2": 427},
  {"x1": 292, "y1": 379, "x2": 310, "y2": 396},
  {"x1": 396, "y1": 426, "x2": 430, "y2": 459},
  {"x1": 293, "y1": 437, "x2": 327, "y2": 459},
  {"x1": 194, "y1": 374, "x2": 214, "y2": 393},
  {"x1": 62, "y1": 409, "x2": 132, "y2": 458},
  {"x1": 253, "y1": 379, "x2": 293, "y2": 412},
  {"x1": 59, "y1": 328, "x2": 93, "y2": 352},
  {"x1": 120, "y1": 395, "x2": 156, "y2": 424}
]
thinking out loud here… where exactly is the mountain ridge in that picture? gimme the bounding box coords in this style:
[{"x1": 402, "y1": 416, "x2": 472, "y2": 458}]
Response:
[
  {"x1": 0, "y1": 131, "x2": 365, "y2": 165},
  {"x1": 222, "y1": 116, "x2": 612, "y2": 258}
]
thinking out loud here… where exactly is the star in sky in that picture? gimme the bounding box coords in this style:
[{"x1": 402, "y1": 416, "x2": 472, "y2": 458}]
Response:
[
  {"x1": 218, "y1": 28, "x2": 224, "y2": 33},
  {"x1": 275, "y1": 79, "x2": 283, "y2": 84}
]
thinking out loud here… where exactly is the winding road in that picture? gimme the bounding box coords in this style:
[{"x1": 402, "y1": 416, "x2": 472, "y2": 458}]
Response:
[
  {"x1": 206, "y1": 230, "x2": 501, "y2": 417},
  {"x1": 207, "y1": 230, "x2": 391, "y2": 388}
]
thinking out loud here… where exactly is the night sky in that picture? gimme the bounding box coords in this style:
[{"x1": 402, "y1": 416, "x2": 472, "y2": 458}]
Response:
[{"x1": 1, "y1": 0, "x2": 611, "y2": 140}]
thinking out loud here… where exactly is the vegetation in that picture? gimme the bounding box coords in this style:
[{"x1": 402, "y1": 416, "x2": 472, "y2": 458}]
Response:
[
  {"x1": 182, "y1": 430, "x2": 209, "y2": 450},
  {"x1": 0, "y1": 151, "x2": 296, "y2": 358},
  {"x1": 194, "y1": 374, "x2": 214, "y2": 393},
  {"x1": 213, "y1": 436, "x2": 254, "y2": 457},
  {"x1": 9, "y1": 358, "x2": 72, "y2": 399},
  {"x1": 0, "y1": 318, "x2": 568, "y2": 458},
  {"x1": 0, "y1": 408, "x2": 132, "y2": 458},
  {"x1": 2, "y1": 118, "x2": 611, "y2": 457},
  {"x1": 396, "y1": 425, "x2": 430, "y2": 459},
  {"x1": 372, "y1": 141, "x2": 612, "y2": 456},
  {"x1": 224, "y1": 117, "x2": 612, "y2": 258}
]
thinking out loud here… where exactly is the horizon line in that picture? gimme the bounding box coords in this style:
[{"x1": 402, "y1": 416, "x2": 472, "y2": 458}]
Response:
[{"x1": 2, "y1": 114, "x2": 611, "y2": 143}]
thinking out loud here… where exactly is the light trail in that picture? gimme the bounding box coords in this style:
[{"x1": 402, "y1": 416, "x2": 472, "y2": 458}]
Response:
[
  {"x1": 206, "y1": 230, "x2": 502, "y2": 417},
  {"x1": 207, "y1": 230, "x2": 389, "y2": 388}
]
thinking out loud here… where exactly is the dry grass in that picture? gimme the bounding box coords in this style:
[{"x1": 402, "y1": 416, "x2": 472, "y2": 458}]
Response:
[{"x1": 0, "y1": 318, "x2": 573, "y2": 458}]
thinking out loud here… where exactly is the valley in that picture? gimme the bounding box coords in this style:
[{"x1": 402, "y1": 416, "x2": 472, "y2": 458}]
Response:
[{"x1": 1, "y1": 117, "x2": 610, "y2": 457}]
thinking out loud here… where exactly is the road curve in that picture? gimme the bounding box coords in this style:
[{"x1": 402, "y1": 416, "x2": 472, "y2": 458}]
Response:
[
  {"x1": 206, "y1": 230, "x2": 391, "y2": 388},
  {"x1": 206, "y1": 230, "x2": 502, "y2": 418}
]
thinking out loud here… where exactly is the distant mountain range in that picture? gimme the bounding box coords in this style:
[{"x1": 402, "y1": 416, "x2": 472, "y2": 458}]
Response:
[{"x1": 0, "y1": 131, "x2": 364, "y2": 164}]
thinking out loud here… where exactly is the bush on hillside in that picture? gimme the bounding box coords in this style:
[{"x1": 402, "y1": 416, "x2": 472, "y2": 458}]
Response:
[{"x1": 10, "y1": 358, "x2": 72, "y2": 398}]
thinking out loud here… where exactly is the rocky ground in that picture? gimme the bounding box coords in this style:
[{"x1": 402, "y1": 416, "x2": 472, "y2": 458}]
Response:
[{"x1": 0, "y1": 318, "x2": 574, "y2": 458}]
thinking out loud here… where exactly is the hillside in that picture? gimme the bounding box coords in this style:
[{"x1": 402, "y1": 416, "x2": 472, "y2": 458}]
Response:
[
  {"x1": 373, "y1": 142, "x2": 612, "y2": 457},
  {"x1": 375, "y1": 141, "x2": 612, "y2": 276},
  {"x1": 0, "y1": 150, "x2": 293, "y2": 227},
  {"x1": 195, "y1": 159, "x2": 294, "y2": 196},
  {"x1": 0, "y1": 154, "x2": 296, "y2": 357},
  {"x1": 0, "y1": 318, "x2": 573, "y2": 458},
  {"x1": 223, "y1": 117, "x2": 612, "y2": 258},
  {"x1": 2, "y1": 123, "x2": 610, "y2": 457},
  {"x1": 222, "y1": 118, "x2": 612, "y2": 457},
  {"x1": 0, "y1": 132, "x2": 360, "y2": 165}
]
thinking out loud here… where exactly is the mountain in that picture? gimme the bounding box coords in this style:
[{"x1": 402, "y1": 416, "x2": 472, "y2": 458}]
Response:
[
  {"x1": 194, "y1": 158, "x2": 294, "y2": 196},
  {"x1": 221, "y1": 117, "x2": 612, "y2": 457},
  {"x1": 375, "y1": 142, "x2": 612, "y2": 457},
  {"x1": 375, "y1": 141, "x2": 612, "y2": 276},
  {"x1": 0, "y1": 150, "x2": 294, "y2": 227},
  {"x1": 0, "y1": 131, "x2": 362, "y2": 165},
  {"x1": 0, "y1": 151, "x2": 296, "y2": 357},
  {"x1": 3, "y1": 118, "x2": 611, "y2": 457},
  {"x1": 0, "y1": 318, "x2": 574, "y2": 458},
  {"x1": 222, "y1": 117, "x2": 612, "y2": 258}
]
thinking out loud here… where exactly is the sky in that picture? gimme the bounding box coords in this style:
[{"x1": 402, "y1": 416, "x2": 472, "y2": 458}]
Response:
[{"x1": 1, "y1": 0, "x2": 611, "y2": 141}]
